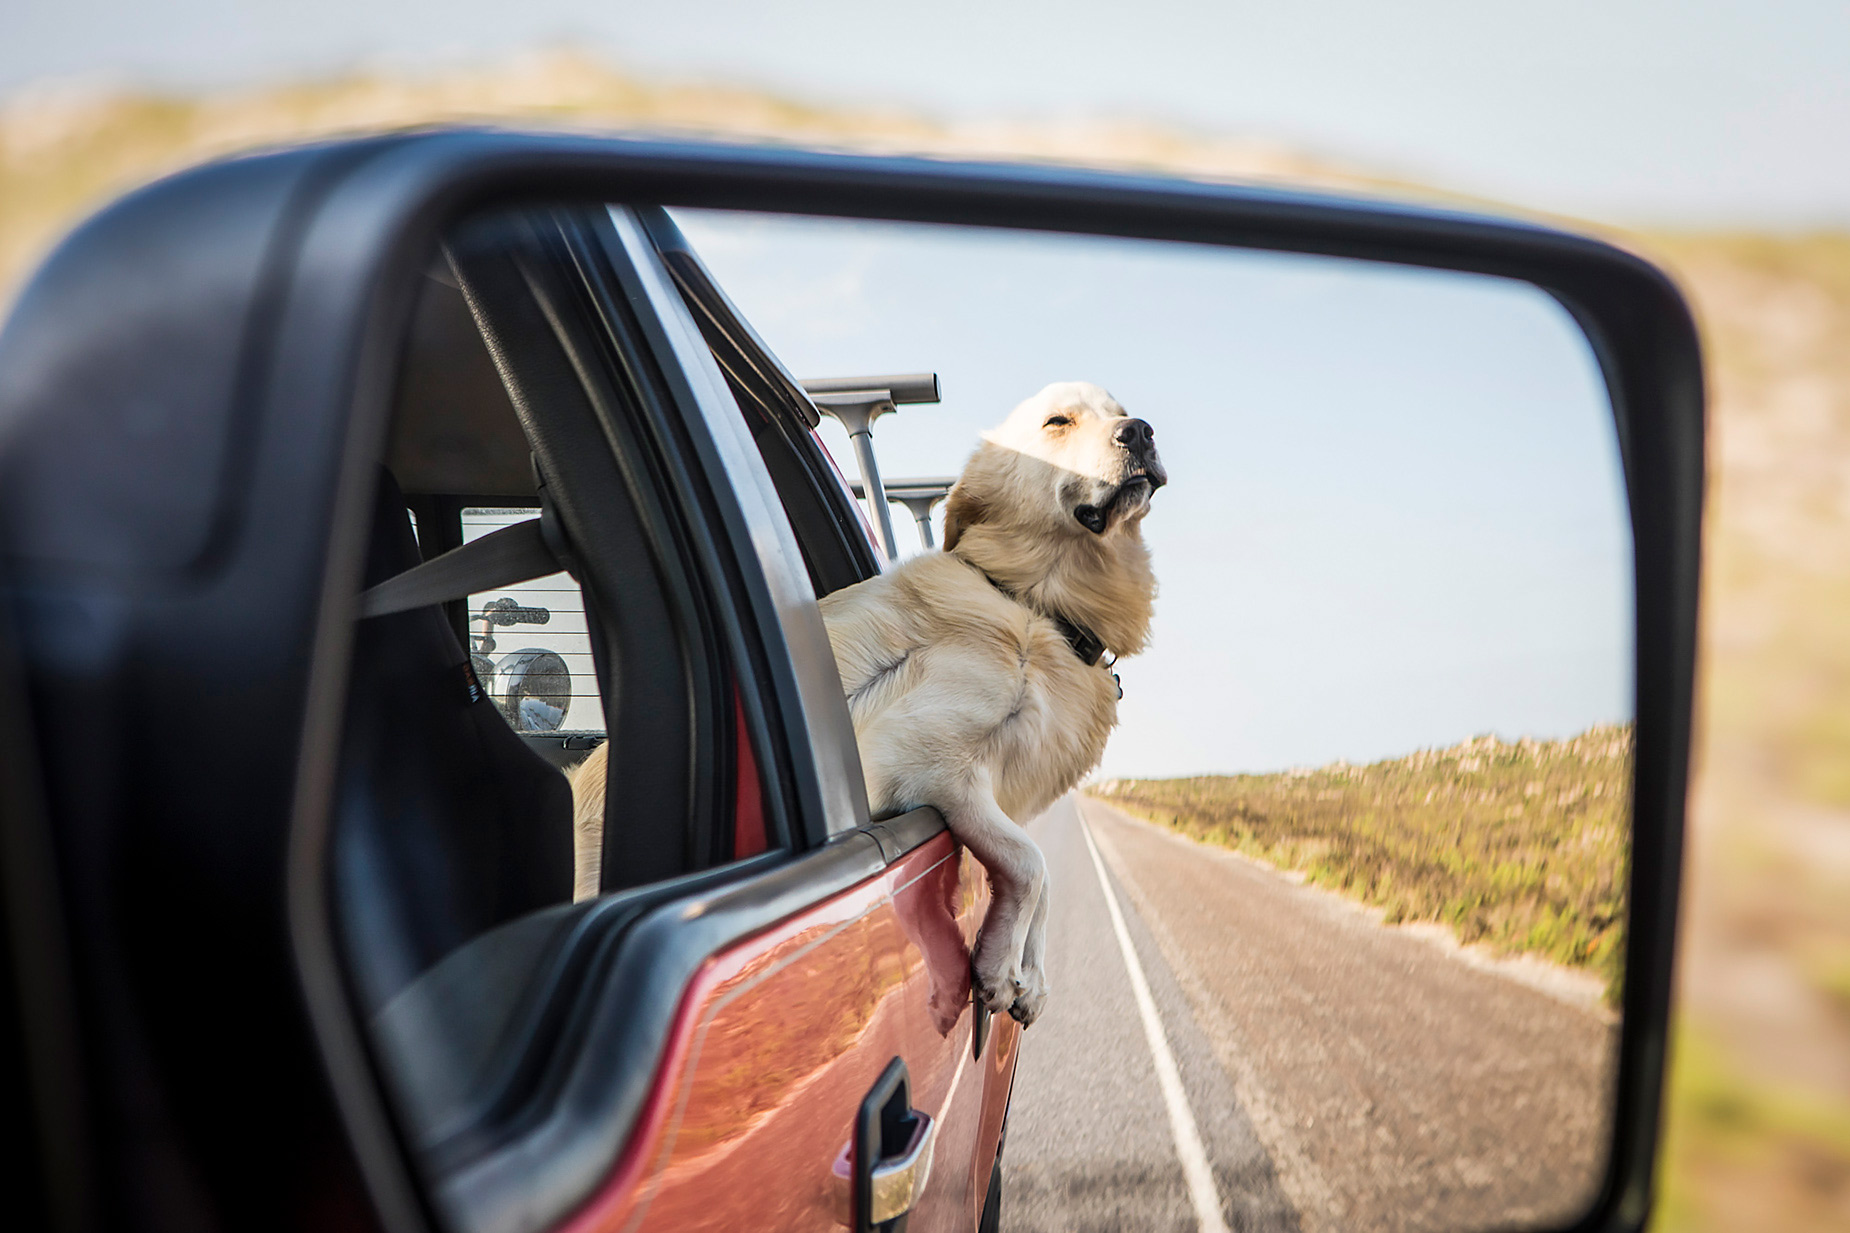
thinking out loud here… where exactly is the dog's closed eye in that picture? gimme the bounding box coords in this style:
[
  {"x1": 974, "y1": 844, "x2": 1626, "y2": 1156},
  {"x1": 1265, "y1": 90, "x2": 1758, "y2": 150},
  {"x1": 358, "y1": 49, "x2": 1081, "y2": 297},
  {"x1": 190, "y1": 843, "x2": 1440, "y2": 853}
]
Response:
[{"x1": 1043, "y1": 415, "x2": 1072, "y2": 428}]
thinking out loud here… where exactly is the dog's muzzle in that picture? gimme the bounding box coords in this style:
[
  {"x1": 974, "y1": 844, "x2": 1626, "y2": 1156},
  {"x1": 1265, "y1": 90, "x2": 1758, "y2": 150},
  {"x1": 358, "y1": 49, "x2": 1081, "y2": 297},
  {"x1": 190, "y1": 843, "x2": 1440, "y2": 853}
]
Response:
[
  {"x1": 1073, "y1": 426, "x2": 1166, "y2": 533},
  {"x1": 1074, "y1": 471, "x2": 1160, "y2": 534}
]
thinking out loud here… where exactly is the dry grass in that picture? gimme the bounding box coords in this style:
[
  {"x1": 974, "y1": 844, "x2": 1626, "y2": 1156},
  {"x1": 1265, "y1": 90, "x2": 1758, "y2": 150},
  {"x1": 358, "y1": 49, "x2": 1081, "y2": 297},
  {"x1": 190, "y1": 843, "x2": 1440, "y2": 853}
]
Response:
[
  {"x1": 1092, "y1": 725, "x2": 1632, "y2": 997},
  {"x1": 0, "y1": 52, "x2": 1383, "y2": 318},
  {"x1": 1654, "y1": 1022, "x2": 1850, "y2": 1230}
]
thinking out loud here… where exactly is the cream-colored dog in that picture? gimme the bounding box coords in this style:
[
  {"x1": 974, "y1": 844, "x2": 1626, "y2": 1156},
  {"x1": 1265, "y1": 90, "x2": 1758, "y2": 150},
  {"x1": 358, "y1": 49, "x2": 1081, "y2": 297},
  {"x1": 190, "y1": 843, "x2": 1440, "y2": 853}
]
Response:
[{"x1": 570, "y1": 381, "x2": 1163, "y2": 1026}]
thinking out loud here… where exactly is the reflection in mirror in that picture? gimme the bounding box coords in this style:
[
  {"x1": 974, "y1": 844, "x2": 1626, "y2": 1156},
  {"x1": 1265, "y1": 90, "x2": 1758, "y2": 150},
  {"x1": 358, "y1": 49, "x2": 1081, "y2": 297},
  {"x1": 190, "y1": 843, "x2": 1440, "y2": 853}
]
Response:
[
  {"x1": 341, "y1": 199, "x2": 1633, "y2": 1233},
  {"x1": 674, "y1": 208, "x2": 1633, "y2": 1232}
]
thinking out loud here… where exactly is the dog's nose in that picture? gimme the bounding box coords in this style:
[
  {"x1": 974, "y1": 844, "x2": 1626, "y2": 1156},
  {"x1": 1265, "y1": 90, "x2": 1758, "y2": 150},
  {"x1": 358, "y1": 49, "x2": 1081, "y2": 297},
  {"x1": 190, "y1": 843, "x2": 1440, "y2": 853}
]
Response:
[{"x1": 1114, "y1": 418, "x2": 1155, "y2": 453}]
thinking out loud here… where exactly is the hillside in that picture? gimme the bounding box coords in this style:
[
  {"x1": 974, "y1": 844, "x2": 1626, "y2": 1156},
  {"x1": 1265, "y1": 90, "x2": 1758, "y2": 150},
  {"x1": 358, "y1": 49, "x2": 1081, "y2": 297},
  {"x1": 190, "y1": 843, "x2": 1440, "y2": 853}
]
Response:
[
  {"x1": 1091, "y1": 725, "x2": 1633, "y2": 996},
  {"x1": 0, "y1": 52, "x2": 1383, "y2": 316}
]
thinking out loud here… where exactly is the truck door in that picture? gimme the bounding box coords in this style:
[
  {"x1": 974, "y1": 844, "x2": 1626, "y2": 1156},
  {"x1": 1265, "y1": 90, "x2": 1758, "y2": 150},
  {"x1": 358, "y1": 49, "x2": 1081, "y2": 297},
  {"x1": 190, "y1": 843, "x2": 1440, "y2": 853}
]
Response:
[{"x1": 321, "y1": 201, "x2": 1017, "y2": 1233}]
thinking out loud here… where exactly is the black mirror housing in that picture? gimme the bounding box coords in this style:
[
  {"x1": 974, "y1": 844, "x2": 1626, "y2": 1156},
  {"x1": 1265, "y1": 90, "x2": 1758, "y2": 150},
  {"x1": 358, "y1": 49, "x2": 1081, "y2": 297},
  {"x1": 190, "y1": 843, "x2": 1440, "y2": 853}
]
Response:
[{"x1": 0, "y1": 130, "x2": 1700, "y2": 1233}]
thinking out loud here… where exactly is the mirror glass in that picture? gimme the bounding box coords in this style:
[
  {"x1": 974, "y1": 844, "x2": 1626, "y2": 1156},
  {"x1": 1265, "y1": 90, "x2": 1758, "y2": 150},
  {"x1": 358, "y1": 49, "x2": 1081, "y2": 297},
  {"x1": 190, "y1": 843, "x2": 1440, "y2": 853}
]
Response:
[
  {"x1": 352, "y1": 200, "x2": 1632, "y2": 1233},
  {"x1": 675, "y1": 208, "x2": 1632, "y2": 1232}
]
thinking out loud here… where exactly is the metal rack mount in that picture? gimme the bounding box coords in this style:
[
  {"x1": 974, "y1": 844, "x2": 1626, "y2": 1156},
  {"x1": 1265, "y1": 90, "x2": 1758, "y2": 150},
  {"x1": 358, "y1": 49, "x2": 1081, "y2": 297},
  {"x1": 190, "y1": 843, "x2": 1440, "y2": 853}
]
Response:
[
  {"x1": 801, "y1": 373, "x2": 941, "y2": 561},
  {"x1": 848, "y1": 477, "x2": 957, "y2": 550}
]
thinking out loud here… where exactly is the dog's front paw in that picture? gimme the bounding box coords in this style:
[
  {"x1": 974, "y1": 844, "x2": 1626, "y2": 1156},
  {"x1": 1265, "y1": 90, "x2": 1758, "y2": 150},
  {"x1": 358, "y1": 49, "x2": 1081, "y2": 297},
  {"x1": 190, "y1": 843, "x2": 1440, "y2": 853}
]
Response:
[
  {"x1": 972, "y1": 945, "x2": 1024, "y2": 1019},
  {"x1": 973, "y1": 946, "x2": 1048, "y2": 1026},
  {"x1": 972, "y1": 967, "x2": 1021, "y2": 1018},
  {"x1": 1008, "y1": 966, "x2": 1049, "y2": 1027}
]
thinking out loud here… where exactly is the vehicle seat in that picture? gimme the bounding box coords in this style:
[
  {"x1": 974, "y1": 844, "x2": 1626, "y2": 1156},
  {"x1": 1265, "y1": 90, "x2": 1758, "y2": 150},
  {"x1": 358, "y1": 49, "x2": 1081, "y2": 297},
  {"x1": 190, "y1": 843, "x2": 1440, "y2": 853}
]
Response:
[{"x1": 332, "y1": 470, "x2": 575, "y2": 1014}]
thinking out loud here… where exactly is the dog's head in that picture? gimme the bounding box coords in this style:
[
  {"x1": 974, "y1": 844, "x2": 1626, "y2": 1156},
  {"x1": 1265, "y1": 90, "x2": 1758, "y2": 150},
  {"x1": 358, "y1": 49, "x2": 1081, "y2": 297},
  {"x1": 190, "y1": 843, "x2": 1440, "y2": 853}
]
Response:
[
  {"x1": 944, "y1": 381, "x2": 1166, "y2": 550},
  {"x1": 940, "y1": 382, "x2": 1163, "y2": 656}
]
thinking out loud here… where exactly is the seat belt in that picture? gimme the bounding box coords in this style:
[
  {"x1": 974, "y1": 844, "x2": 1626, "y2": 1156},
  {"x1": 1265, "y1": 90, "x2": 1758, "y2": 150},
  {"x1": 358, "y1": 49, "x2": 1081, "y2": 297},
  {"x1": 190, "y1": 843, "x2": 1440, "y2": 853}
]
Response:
[{"x1": 358, "y1": 515, "x2": 562, "y2": 619}]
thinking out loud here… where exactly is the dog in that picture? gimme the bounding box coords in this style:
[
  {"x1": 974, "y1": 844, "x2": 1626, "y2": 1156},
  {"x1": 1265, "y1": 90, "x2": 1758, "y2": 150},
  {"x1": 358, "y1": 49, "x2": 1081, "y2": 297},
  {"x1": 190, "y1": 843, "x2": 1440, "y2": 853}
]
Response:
[{"x1": 568, "y1": 380, "x2": 1163, "y2": 1027}]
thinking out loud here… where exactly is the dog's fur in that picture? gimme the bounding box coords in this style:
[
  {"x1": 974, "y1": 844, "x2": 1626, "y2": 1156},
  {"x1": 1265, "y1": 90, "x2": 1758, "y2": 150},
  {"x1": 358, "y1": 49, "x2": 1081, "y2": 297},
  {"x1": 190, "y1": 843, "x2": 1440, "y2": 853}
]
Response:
[{"x1": 568, "y1": 381, "x2": 1163, "y2": 1025}]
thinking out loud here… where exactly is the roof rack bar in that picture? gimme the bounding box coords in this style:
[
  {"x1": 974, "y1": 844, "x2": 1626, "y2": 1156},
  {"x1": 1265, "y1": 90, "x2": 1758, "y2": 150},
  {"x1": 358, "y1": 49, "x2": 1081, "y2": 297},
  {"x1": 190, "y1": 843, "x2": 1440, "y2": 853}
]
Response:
[
  {"x1": 801, "y1": 373, "x2": 940, "y2": 405},
  {"x1": 801, "y1": 374, "x2": 941, "y2": 562}
]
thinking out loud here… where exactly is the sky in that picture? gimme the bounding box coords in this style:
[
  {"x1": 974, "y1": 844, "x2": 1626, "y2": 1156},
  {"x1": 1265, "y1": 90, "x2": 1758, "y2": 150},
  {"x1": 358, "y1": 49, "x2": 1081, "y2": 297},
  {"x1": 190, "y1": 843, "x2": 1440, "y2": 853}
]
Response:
[
  {"x1": 0, "y1": 2, "x2": 1722, "y2": 774},
  {"x1": 668, "y1": 209, "x2": 1632, "y2": 777},
  {"x1": 5, "y1": 1, "x2": 1850, "y2": 225}
]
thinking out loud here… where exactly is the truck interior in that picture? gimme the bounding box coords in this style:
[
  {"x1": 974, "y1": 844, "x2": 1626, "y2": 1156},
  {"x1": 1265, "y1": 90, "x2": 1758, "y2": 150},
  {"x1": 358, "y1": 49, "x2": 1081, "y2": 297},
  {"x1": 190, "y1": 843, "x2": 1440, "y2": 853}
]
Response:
[{"x1": 326, "y1": 204, "x2": 939, "y2": 1213}]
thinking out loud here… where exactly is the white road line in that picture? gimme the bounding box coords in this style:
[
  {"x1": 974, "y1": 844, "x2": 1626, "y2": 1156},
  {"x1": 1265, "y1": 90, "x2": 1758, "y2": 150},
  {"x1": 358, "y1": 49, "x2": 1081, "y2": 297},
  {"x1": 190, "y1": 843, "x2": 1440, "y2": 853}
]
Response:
[{"x1": 1080, "y1": 810, "x2": 1232, "y2": 1233}]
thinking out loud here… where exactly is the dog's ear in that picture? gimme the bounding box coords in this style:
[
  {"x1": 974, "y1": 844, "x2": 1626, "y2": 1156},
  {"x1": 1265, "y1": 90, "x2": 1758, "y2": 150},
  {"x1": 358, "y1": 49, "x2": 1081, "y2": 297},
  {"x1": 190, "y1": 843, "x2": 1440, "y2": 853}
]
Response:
[{"x1": 941, "y1": 482, "x2": 986, "y2": 552}]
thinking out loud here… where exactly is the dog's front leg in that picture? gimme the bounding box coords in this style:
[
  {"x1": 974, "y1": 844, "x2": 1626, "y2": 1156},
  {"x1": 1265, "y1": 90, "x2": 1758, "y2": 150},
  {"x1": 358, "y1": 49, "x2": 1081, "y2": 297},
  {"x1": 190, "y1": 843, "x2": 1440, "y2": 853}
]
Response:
[
  {"x1": 939, "y1": 774, "x2": 1047, "y2": 1026},
  {"x1": 1014, "y1": 876, "x2": 1050, "y2": 1025}
]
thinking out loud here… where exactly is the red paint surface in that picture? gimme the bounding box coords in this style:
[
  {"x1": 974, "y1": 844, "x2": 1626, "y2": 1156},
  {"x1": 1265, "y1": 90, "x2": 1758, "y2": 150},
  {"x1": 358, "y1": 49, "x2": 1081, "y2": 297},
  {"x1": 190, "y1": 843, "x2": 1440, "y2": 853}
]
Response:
[
  {"x1": 731, "y1": 690, "x2": 767, "y2": 860},
  {"x1": 557, "y1": 833, "x2": 1021, "y2": 1232}
]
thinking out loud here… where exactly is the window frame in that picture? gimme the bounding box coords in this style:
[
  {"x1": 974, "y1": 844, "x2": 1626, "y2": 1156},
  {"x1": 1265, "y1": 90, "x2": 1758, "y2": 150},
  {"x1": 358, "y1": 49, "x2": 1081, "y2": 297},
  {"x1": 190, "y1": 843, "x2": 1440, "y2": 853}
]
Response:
[
  {"x1": 591, "y1": 204, "x2": 875, "y2": 846},
  {"x1": 332, "y1": 202, "x2": 916, "y2": 1226},
  {"x1": 441, "y1": 207, "x2": 765, "y2": 882},
  {"x1": 638, "y1": 206, "x2": 884, "y2": 598}
]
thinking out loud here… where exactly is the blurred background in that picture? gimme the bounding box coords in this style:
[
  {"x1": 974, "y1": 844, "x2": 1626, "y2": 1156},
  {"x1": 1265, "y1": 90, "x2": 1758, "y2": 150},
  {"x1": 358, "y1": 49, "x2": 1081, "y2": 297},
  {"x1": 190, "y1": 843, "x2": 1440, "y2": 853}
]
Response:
[{"x1": 2, "y1": 2, "x2": 1846, "y2": 1227}]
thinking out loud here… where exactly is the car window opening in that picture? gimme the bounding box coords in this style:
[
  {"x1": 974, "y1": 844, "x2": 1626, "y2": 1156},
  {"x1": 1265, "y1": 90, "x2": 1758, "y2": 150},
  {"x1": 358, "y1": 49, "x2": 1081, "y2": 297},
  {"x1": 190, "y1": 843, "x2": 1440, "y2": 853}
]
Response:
[{"x1": 332, "y1": 213, "x2": 784, "y2": 1033}]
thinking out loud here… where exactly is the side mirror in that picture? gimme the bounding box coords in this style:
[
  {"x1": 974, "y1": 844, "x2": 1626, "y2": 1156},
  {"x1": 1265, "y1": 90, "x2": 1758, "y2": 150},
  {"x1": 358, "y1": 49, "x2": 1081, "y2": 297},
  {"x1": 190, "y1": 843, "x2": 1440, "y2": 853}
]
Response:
[{"x1": 0, "y1": 131, "x2": 1699, "y2": 1233}]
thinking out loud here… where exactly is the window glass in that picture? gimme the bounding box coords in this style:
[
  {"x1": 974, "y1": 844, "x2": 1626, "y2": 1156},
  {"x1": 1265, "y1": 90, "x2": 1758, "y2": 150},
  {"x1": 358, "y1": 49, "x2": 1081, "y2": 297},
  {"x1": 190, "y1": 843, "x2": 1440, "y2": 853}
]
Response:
[{"x1": 460, "y1": 507, "x2": 607, "y2": 738}]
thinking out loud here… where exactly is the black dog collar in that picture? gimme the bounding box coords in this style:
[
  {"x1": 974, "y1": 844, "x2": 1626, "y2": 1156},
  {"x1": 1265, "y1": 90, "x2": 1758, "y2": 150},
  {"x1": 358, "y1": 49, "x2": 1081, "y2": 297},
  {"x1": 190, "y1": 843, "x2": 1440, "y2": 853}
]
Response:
[{"x1": 1054, "y1": 615, "x2": 1107, "y2": 667}]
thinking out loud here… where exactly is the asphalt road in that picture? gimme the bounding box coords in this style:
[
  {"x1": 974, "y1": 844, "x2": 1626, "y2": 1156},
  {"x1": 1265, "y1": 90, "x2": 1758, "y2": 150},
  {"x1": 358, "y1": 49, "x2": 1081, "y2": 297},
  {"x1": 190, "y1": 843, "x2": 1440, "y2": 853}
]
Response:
[{"x1": 1002, "y1": 796, "x2": 1618, "y2": 1233}]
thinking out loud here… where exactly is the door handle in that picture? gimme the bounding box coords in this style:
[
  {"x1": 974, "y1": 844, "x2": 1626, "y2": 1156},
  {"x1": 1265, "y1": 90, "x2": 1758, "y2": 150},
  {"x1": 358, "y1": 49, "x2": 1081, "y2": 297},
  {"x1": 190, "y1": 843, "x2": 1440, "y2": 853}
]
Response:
[{"x1": 832, "y1": 1057, "x2": 937, "y2": 1231}]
